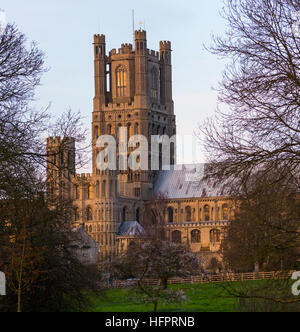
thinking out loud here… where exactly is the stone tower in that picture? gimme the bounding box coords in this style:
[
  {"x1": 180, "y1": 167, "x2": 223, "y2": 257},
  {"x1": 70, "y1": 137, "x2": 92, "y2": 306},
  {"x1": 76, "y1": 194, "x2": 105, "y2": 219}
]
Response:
[
  {"x1": 46, "y1": 137, "x2": 75, "y2": 203},
  {"x1": 89, "y1": 29, "x2": 176, "y2": 260},
  {"x1": 46, "y1": 30, "x2": 177, "y2": 262},
  {"x1": 46, "y1": 30, "x2": 230, "y2": 268},
  {"x1": 92, "y1": 30, "x2": 176, "y2": 196}
]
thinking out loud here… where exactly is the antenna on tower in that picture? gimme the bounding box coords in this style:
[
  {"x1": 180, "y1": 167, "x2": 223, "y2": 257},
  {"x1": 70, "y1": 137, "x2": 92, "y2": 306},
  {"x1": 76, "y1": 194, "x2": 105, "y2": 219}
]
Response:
[{"x1": 132, "y1": 9, "x2": 135, "y2": 49}]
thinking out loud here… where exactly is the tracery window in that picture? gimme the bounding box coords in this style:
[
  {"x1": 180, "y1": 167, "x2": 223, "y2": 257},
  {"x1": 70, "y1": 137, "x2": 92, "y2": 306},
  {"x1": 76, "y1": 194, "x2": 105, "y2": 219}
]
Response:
[
  {"x1": 172, "y1": 230, "x2": 182, "y2": 244},
  {"x1": 191, "y1": 230, "x2": 201, "y2": 243},
  {"x1": 168, "y1": 207, "x2": 174, "y2": 223},
  {"x1": 185, "y1": 206, "x2": 192, "y2": 222},
  {"x1": 88, "y1": 185, "x2": 93, "y2": 200},
  {"x1": 151, "y1": 67, "x2": 158, "y2": 98},
  {"x1": 86, "y1": 207, "x2": 93, "y2": 221},
  {"x1": 204, "y1": 205, "x2": 210, "y2": 221},
  {"x1": 210, "y1": 229, "x2": 221, "y2": 243},
  {"x1": 116, "y1": 67, "x2": 127, "y2": 97}
]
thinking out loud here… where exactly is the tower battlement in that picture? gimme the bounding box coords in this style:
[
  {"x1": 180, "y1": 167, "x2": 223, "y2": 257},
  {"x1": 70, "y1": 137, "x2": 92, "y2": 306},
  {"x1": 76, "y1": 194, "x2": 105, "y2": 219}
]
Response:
[
  {"x1": 121, "y1": 43, "x2": 133, "y2": 50},
  {"x1": 116, "y1": 43, "x2": 133, "y2": 55},
  {"x1": 160, "y1": 41, "x2": 171, "y2": 50},
  {"x1": 135, "y1": 30, "x2": 147, "y2": 40},
  {"x1": 94, "y1": 34, "x2": 105, "y2": 44},
  {"x1": 79, "y1": 173, "x2": 92, "y2": 179},
  {"x1": 47, "y1": 136, "x2": 75, "y2": 146},
  {"x1": 148, "y1": 49, "x2": 159, "y2": 59}
]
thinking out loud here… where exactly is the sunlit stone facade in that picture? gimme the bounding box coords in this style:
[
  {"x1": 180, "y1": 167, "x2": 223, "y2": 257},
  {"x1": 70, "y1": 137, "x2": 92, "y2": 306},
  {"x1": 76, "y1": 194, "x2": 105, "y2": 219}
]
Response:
[{"x1": 47, "y1": 30, "x2": 231, "y2": 269}]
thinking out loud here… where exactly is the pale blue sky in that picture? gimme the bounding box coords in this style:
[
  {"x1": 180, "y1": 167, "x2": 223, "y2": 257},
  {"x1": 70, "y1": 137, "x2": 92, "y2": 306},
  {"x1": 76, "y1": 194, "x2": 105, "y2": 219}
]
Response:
[{"x1": 1, "y1": 0, "x2": 226, "y2": 165}]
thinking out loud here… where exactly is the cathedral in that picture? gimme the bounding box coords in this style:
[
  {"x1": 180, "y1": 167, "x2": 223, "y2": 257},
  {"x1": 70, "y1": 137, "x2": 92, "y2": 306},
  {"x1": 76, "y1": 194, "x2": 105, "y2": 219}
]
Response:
[{"x1": 46, "y1": 30, "x2": 231, "y2": 269}]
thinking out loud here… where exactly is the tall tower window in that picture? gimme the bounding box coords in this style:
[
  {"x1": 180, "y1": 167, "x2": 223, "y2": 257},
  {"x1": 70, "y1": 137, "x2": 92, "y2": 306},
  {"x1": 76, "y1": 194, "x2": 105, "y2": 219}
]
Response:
[
  {"x1": 134, "y1": 123, "x2": 139, "y2": 135},
  {"x1": 204, "y1": 205, "x2": 210, "y2": 221},
  {"x1": 168, "y1": 207, "x2": 174, "y2": 223},
  {"x1": 151, "y1": 68, "x2": 158, "y2": 98},
  {"x1": 94, "y1": 126, "x2": 99, "y2": 139},
  {"x1": 122, "y1": 206, "x2": 127, "y2": 222},
  {"x1": 127, "y1": 123, "x2": 132, "y2": 138},
  {"x1": 86, "y1": 207, "x2": 93, "y2": 221},
  {"x1": 74, "y1": 185, "x2": 80, "y2": 200},
  {"x1": 102, "y1": 180, "x2": 106, "y2": 197},
  {"x1": 88, "y1": 185, "x2": 93, "y2": 200},
  {"x1": 136, "y1": 208, "x2": 140, "y2": 222},
  {"x1": 116, "y1": 67, "x2": 127, "y2": 97},
  {"x1": 96, "y1": 181, "x2": 100, "y2": 198}
]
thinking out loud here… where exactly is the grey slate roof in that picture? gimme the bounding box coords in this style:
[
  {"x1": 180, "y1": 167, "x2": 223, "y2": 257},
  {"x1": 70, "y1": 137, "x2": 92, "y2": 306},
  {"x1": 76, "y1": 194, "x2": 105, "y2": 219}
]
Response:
[
  {"x1": 153, "y1": 164, "x2": 231, "y2": 199},
  {"x1": 117, "y1": 221, "x2": 147, "y2": 237}
]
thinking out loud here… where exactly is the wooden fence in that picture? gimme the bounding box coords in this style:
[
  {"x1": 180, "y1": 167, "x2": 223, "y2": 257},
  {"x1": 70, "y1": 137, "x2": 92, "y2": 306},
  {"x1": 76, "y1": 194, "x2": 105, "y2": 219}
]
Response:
[{"x1": 105, "y1": 271, "x2": 294, "y2": 289}]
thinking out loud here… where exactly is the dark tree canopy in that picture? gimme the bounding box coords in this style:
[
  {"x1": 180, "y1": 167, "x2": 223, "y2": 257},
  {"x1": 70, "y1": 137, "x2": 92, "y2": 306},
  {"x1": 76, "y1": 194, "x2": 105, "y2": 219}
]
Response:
[
  {"x1": 221, "y1": 170, "x2": 300, "y2": 272},
  {"x1": 0, "y1": 23, "x2": 94, "y2": 312}
]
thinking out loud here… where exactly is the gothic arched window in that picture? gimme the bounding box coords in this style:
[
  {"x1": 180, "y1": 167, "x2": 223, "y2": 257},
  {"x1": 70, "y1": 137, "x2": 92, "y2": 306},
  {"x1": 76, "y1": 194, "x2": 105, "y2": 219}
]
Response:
[
  {"x1": 74, "y1": 185, "x2": 79, "y2": 200},
  {"x1": 88, "y1": 185, "x2": 93, "y2": 200},
  {"x1": 102, "y1": 180, "x2": 106, "y2": 197},
  {"x1": 204, "y1": 205, "x2": 210, "y2": 221},
  {"x1": 168, "y1": 207, "x2": 174, "y2": 224},
  {"x1": 151, "y1": 67, "x2": 158, "y2": 98},
  {"x1": 94, "y1": 126, "x2": 99, "y2": 139},
  {"x1": 151, "y1": 68, "x2": 158, "y2": 90},
  {"x1": 122, "y1": 206, "x2": 127, "y2": 222},
  {"x1": 96, "y1": 181, "x2": 100, "y2": 198},
  {"x1": 172, "y1": 230, "x2": 182, "y2": 244},
  {"x1": 86, "y1": 207, "x2": 93, "y2": 221},
  {"x1": 191, "y1": 230, "x2": 201, "y2": 243},
  {"x1": 127, "y1": 123, "x2": 132, "y2": 137},
  {"x1": 210, "y1": 229, "x2": 221, "y2": 243},
  {"x1": 116, "y1": 66, "x2": 127, "y2": 97},
  {"x1": 134, "y1": 123, "x2": 139, "y2": 135},
  {"x1": 185, "y1": 206, "x2": 192, "y2": 222}
]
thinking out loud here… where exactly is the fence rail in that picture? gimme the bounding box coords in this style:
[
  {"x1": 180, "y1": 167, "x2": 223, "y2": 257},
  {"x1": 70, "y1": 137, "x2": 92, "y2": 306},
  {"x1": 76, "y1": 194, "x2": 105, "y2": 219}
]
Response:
[{"x1": 105, "y1": 271, "x2": 294, "y2": 289}]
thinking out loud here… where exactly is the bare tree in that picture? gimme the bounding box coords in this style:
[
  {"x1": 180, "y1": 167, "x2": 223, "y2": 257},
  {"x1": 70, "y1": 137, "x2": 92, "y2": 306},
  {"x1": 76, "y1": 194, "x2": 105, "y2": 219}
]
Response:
[
  {"x1": 0, "y1": 23, "x2": 97, "y2": 312},
  {"x1": 0, "y1": 184, "x2": 101, "y2": 312},
  {"x1": 108, "y1": 194, "x2": 200, "y2": 312},
  {"x1": 199, "y1": 0, "x2": 300, "y2": 311},
  {"x1": 201, "y1": 0, "x2": 300, "y2": 186},
  {"x1": 109, "y1": 240, "x2": 199, "y2": 312}
]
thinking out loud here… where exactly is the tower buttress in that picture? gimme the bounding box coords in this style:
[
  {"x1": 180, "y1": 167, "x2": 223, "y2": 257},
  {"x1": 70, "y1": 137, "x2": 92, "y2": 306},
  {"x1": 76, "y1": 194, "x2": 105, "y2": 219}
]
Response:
[
  {"x1": 135, "y1": 30, "x2": 148, "y2": 108},
  {"x1": 46, "y1": 137, "x2": 75, "y2": 202},
  {"x1": 93, "y1": 34, "x2": 106, "y2": 112},
  {"x1": 160, "y1": 41, "x2": 173, "y2": 114}
]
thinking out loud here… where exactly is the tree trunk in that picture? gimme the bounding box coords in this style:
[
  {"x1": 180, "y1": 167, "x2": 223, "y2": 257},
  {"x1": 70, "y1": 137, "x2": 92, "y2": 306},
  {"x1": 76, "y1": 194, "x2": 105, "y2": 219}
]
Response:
[
  {"x1": 162, "y1": 278, "x2": 168, "y2": 290},
  {"x1": 17, "y1": 227, "x2": 26, "y2": 313}
]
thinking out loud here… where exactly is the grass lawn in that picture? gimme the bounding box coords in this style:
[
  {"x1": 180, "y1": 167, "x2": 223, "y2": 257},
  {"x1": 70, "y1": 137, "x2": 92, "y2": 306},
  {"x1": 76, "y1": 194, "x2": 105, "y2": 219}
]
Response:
[{"x1": 88, "y1": 283, "x2": 240, "y2": 312}]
